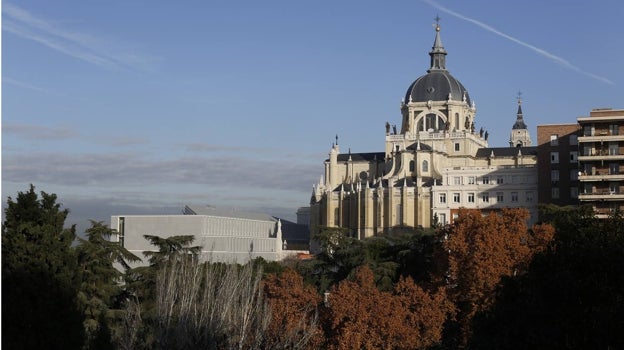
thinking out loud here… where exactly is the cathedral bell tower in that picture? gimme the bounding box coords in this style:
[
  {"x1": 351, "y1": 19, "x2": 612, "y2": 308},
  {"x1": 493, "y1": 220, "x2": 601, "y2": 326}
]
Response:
[{"x1": 509, "y1": 93, "x2": 532, "y2": 147}]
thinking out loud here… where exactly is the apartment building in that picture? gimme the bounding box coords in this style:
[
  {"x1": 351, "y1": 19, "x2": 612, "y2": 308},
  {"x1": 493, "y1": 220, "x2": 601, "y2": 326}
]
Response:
[
  {"x1": 537, "y1": 124, "x2": 580, "y2": 206},
  {"x1": 577, "y1": 108, "x2": 624, "y2": 217}
]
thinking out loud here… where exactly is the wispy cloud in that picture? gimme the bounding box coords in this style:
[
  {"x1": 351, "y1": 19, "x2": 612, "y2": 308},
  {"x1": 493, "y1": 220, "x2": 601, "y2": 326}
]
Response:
[
  {"x1": 3, "y1": 77, "x2": 51, "y2": 93},
  {"x1": 3, "y1": 123, "x2": 78, "y2": 140},
  {"x1": 182, "y1": 143, "x2": 273, "y2": 153},
  {"x1": 2, "y1": 3, "x2": 160, "y2": 71},
  {"x1": 2, "y1": 152, "x2": 319, "y2": 192},
  {"x1": 422, "y1": 0, "x2": 614, "y2": 85}
]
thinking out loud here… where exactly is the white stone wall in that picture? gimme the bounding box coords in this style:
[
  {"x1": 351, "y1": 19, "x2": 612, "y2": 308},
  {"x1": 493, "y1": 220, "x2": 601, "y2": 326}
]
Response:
[{"x1": 431, "y1": 165, "x2": 539, "y2": 226}]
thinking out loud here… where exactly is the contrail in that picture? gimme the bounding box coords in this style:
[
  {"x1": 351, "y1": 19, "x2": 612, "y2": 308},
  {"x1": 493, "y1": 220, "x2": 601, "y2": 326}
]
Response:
[{"x1": 422, "y1": 0, "x2": 614, "y2": 85}]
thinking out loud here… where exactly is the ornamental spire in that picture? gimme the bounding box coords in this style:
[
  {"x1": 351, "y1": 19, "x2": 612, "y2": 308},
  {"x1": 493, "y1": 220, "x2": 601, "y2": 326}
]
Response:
[
  {"x1": 512, "y1": 91, "x2": 527, "y2": 130},
  {"x1": 429, "y1": 15, "x2": 447, "y2": 72}
]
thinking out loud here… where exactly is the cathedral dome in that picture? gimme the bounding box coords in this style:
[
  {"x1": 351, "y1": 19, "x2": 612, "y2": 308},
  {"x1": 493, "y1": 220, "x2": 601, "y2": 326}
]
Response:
[
  {"x1": 404, "y1": 70, "x2": 471, "y2": 105},
  {"x1": 404, "y1": 23, "x2": 471, "y2": 106}
]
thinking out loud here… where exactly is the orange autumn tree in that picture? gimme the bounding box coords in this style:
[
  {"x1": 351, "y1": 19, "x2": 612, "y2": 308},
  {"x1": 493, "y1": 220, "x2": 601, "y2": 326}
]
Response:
[
  {"x1": 263, "y1": 269, "x2": 324, "y2": 349},
  {"x1": 439, "y1": 208, "x2": 555, "y2": 346},
  {"x1": 325, "y1": 266, "x2": 452, "y2": 350}
]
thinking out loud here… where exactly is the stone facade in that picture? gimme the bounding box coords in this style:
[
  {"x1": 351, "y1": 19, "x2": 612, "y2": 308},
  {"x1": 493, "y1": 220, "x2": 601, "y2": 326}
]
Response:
[{"x1": 309, "y1": 24, "x2": 538, "y2": 241}]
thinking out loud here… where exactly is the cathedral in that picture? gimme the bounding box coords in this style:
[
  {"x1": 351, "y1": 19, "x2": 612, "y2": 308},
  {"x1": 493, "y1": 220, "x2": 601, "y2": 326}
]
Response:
[{"x1": 309, "y1": 23, "x2": 538, "y2": 240}]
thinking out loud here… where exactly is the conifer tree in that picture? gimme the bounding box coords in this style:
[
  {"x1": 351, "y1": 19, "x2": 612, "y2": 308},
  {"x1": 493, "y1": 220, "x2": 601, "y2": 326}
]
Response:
[{"x1": 2, "y1": 185, "x2": 85, "y2": 349}]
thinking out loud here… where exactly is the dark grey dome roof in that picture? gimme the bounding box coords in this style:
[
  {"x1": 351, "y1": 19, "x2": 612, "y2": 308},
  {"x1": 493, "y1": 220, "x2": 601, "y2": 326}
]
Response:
[
  {"x1": 512, "y1": 119, "x2": 528, "y2": 129},
  {"x1": 404, "y1": 70, "x2": 471, "y2": 105}
]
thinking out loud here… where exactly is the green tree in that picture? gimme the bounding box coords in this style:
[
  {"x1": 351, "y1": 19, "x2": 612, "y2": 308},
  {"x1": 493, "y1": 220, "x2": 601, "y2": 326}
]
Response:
[
  {"x1": 142, "y1": 234, "x2": 201, "y2": 267},
  {"x1": 75, "y1": 221, "x2": 141, "y2": 349},
  {"x1": 2, "y1": 185, "x2": 85, "y2": 349}
]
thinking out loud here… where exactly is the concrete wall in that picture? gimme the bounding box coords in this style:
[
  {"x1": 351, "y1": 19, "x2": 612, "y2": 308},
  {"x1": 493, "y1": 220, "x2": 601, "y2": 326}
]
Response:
[{"x1": 111, "y1": 215, "x2": 282, "y2": 265}]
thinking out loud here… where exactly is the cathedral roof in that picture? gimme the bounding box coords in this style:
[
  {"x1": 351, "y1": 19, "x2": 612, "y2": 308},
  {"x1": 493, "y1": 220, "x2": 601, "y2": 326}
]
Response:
[
  {"x1": 334, "y1": 152, "x2": 385, "y2": 162},
  {"x1": 406, "y1": 142, "x2": 433, "y2": 151},
  {"x1": 404, "y1": 23, "x2": 471, "y2": 105},
  {"x1": 475, "y1": 146, "x2": 537, "y2": 158}
]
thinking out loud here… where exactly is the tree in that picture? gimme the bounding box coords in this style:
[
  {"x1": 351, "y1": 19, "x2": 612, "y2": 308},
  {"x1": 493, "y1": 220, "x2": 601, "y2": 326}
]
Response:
[
  {"x1": 151, "y1": 258, "x2": 270, "y2": 349},
  {"x1": 438, "y1": 208, "x2": 553, "y2": 347},
  {"x1": 263, "y1": 269, "x2": 324, "y2": 349},
  {"x1": 2, "y1": 185, "x2": 85, "y2": 349},
  {"x1": 324, "y1": 266, "x2": 452, "y2": 350},
  {"x1": 142, "y1": 234, "x2": 201, "y2": 267},
  {"x1": 126, "y1": 234, "x2": 202, "y2": 310},
  {"x1": 75, "y1": 221, "x2": 141, "y2": 349},
  {"x1": 470, "y1": 207, "x2": 624, "y2": 349}
]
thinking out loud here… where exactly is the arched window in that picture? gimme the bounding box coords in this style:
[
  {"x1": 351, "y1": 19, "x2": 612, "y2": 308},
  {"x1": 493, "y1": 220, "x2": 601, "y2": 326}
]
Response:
[
  {"x1": 417, "y1": 114, "x2": 446, "y2": 131},
  {"x1": 409, "y1": 160, "x2": 415, "y2": 172},
  {"x1": 422, "y1": 160, "x2": 429, "y2": 172},
  {"x1": 455, "y1": 113, "x2": 459, "y2": 130}
]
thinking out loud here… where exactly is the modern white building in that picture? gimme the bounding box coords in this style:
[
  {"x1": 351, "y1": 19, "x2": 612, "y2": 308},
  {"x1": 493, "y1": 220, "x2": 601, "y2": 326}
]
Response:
[{"x1": 110, "y1": 205, "x2": 308, "y2": 265}]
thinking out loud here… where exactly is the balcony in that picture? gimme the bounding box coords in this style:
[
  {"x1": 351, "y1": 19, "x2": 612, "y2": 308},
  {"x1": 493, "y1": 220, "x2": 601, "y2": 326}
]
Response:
[
  {"x1": 578, "y1": 191, "x2": 624, "y2": 201},
  {"x1": 579, "y1": 132, "x2": 624, "y2": 143},
  {"x1": 579, "y1": 173, "x2": 624, "y2": 182},
  {"x1": 578, "y1": 150, "x2": 624, "y2": 161}
]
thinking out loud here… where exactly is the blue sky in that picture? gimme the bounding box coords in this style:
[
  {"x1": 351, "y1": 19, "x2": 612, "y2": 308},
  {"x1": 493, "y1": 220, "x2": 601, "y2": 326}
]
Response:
[{"x1": 3, "y1": 0, "x2": 623, "y2": 232}]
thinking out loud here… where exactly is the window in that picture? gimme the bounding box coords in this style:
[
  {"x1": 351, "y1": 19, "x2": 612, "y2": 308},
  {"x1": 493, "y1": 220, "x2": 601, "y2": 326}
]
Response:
[
  {"x1": 512, "y1": 175, "x2": 519, "y2": 184},
  {"x1": 468, "y1": 176, "x2": 475, "y2": 185},
  {"x1": 551, "y1": 170, "x2": 560, "y2": 182},
  {"x1": 118, "y1": 217, "x2": 125, "y2": 247},
  {"x1": 453, "y1": 193, "x2": 461, "y2": 203},
  {"x1": 583, "y1": 126, "x2": 593, "y2": 136},
  {"x1": 439, "y1": 193, "x2": 446, "y2": 204},
  {"x1": 526, "y1": 191, "x2": 534, "y2": 202},
  {"x1": 334, "y1": 208, "x2": 340, "y2": 226},
  {"x1": 453, "y1": 176, "x2": 461, "y2": 185},
  {"x1": 422, "y1": 160, "x2": 429, "y2": 172},
  {"x1": 409, "y1": 160, "x2": 415, "y2": 172},
  {"x1": 418, "y1": 113, "x2": 445, "y2": 131},
  {"x1": 439, "y1": 213, "x2": 447, "y2": 225},
  {"x1": 569, "y1": 134, "x2": 578, "y2": 145},
  {"x1": 570, "y1": 151, "x2": 577, "y2": 162},
  {"x1": 454, "y1": 143, "x2": 460, "y2": 152},
  {"x1": 570, "y1": 187, "x2": 578, "y2": 198},
  {"x1": 496, "y1": 176, "x2": 504, "y2": 184},
  {"x1": 496, "y1": 192, "x2": 504, "y2": 202},
  {"x1": 609, "y1": 142, "x2": 619, "y2": 155},
  {"x1": 550, "y1": 134, "x2": 559, "y2": 146},
  {"x1": 610, "y1": 163, "x2": 619, "y2": 175},
  {"x1": 610, "y1": 124, "x2": 619, "y2": 136},
  {"x1": 396, "y1": 204, "x2": 403, "y2": 224},
  {"x1": 511, "y1": 192, "x2": 519, "y2": 202},
  {"x1": 552, "y1": 187, "x2": 560, "y2": 199},
  {"x1": 610, "y1": 183, "x2": 619, "y2": 194},
  {"x1": 468, "y1": 192, "x2": 475, "y2": 203},
  {"x1": 550, "y1": 152, "x2": 559, "y2": 163},
  {"x1": 481, "y1": 192, "x2": 490, "y2": 203},
  {"x1": 482, "y1": 176, "x2": 490, "y2": 184},
  {"x1": 570, "y1": 170, "x2": 579, "y2": 180},
  {"x1": 455, "y1": 113, "x2": 459, "y2": 130}
]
